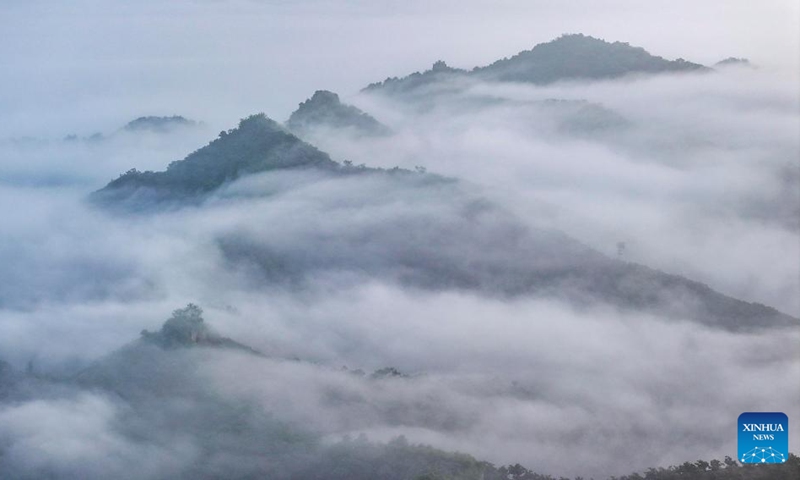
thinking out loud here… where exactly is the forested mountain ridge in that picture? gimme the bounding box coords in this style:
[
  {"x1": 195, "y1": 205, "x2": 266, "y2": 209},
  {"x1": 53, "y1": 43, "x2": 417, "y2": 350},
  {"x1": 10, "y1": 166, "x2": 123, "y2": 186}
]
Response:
[
  {"x1": 91, "y1": 113, "x2": 339, "y2": 207},
  {"x1": 89, "y1": 112, "x2": 798, "y2": 331},
  {"x1": 364, "y1": 34, "x2": 708, "y2": 95},
  {"x1": 473, "y1": 33, "x2": 707, "y2": 83},
  {"x1": 123, "y1": 115, "x2": 198, "y2": 133}
]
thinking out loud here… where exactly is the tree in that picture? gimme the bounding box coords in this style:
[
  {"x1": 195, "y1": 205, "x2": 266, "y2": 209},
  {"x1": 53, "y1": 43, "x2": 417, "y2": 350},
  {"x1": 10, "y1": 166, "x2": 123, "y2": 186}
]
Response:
[
  {"x1": 159, "y1": 303, "x2": 208, "y2": 346},
  {"x1": 695, "y1": 460, "x2": 710, "y2": 472}
]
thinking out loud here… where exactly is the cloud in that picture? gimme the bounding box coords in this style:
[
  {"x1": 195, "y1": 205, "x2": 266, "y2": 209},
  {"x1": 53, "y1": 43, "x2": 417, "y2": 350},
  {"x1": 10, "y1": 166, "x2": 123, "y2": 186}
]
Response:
[
  {"x1": 0, "y1": 3, "x2": 798, "y2": 479},
  {"x1": 5, "y1": 282, "x2": 797, "y2": 478},
  {"x1": 0, "y1": 393, "x2": 197, "y2": 479},
  {"x1": 309, "y1": 68, "x2": 800, "y2": 316}
]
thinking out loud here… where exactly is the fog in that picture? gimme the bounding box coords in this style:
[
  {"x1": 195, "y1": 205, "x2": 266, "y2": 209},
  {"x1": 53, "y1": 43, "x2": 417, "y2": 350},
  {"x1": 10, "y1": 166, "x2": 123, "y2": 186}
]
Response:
[
  {"x1": 327, "y1": 68, "x2": 800, "y2": 316},
  {"x1": 1, "y1": 1, "x2": 799, "y2": 480}
]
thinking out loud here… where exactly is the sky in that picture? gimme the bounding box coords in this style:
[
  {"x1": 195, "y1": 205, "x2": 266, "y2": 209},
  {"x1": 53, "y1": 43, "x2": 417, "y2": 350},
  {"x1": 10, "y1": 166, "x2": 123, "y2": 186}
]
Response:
[
  {"x1": 1, "y1": 0, "x2": 798, "y2": 137},
  {"x1": 0, "y1": 2, "x2": 799, "y2": 479}
]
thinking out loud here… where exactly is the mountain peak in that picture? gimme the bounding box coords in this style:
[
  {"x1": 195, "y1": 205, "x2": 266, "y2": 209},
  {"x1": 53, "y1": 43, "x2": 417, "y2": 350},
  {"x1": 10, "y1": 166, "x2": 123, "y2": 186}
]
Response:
[
  {"x1": 141, "y1": 304, "x2": 210, "y2": 348},
  {"x1": 91, "y1": 113, "x2": 338, "y2": 208},
  {"x1": 231, "y1": 112, "x2": 284, "y2": 133},
  {"x1": 430, "y1": 60, "x2": 456, "y2": 72},
  {"x1": 286, "y1": 90, "x2": 390, "y2": 137},
  {"x1": 715, "y1": 57, "x2": 753, "y2": 68},
  {"x1": 364, "y1": 34, "x2": 708, "y2": 96},
  {"x1": 140, "y1": 304, "x2": 262, "y2": 354},
  {"x1": 309, "y1": 90, "x2": 341, "y2": 105},
  {"x1": 474, "y1": 33, "x2": 708, "y2": 84},
  {"x1": 123, "y1": 115, "x2": 197, "y2": 133}
]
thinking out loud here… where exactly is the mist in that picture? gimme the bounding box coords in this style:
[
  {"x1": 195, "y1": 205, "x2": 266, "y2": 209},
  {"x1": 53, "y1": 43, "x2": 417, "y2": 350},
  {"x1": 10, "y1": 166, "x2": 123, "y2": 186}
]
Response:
[
  {"x1": 319, "y1": 68, "x2": 800, "y2": 316},
  {"x1": 1, "y1": 1, "x2": 799, "y2": 480}
]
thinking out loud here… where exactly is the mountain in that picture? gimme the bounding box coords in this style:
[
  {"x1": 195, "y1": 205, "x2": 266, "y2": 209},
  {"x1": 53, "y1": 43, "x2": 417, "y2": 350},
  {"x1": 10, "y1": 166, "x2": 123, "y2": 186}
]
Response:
[
  {"x1": 61, "y1": 306, "x2": 488, "y2": 480},
  {"x1": 363, "y1": 60, "x2": 467, "y2": 96},
  {"x1": 5, "y1": 305, "x2": 797, "y2": 479},
  {"x1": 364, "y1": 34, "x2": 708, "y2": 95},
  {"x1": 286, "y1": 90, "x2": 391, "y2": 137},
  {"x1": 59, "y1": 115, "x2": 201, "y2": 143},
  {"x1": 473, "y1": 34, "x2": 708, "y2": 83},
  {"x1": 138, "y1": 304, "x2": 262, "y2": 354},
  {"x1": 74, "y1": 304, "x2": 265, "y2": 400},
  {"x1": 123, "y1": 115, "x2": 198, "y2": 133},
  {"x1": 715, "y1": 57, "x2": 753, "y2": 68},
  {"x1": 90, "y1": 112, "x2": 796, "y2": 331},
  {"x1": 91, "y1": 113, "x2": 339, "y2": 208},
  {"x1": 220, "y1": 212, "x2": 797, "y2": 332}
]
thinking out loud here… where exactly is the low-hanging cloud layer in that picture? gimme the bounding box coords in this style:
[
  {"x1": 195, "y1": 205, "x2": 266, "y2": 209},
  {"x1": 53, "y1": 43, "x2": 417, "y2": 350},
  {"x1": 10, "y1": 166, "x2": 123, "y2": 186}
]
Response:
[
  {"x1": 1, "y1": 1, "x2": 799, "y2": 479},
  {"x1": 323, "y1": 67, "x2": 800, "y2": 316}
]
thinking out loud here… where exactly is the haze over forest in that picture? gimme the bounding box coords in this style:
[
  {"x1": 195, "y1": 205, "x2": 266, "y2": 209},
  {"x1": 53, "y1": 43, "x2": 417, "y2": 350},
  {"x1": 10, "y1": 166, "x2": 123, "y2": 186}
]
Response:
[{"x1": 1, "y1": 1, "x2": 798, "y2": 479}]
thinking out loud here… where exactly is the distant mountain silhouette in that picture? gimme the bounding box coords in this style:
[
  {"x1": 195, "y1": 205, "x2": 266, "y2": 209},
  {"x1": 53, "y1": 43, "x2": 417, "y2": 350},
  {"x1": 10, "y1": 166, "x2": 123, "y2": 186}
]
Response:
[
  {"x1": 60, "y1": 115, "x2": 201, "y2": 143},
  {"x1": 715, "y1": 57, "x2": 753, "y2": 68},
  {"x1": 123, "y1": 115, "x2": 198, "y2": 133},
  {"x1": 474, "y1": 34, "x2": 707, "y2": 83},
  {"x1": 91, "y1": 114, "x2": 338, "y2": 208},
  {"x1": 286, "y1": 90, "x2": 391, "y2": 137},
  {"x1": 364, "y1": 34, "x2": 708, "y2": 95}
]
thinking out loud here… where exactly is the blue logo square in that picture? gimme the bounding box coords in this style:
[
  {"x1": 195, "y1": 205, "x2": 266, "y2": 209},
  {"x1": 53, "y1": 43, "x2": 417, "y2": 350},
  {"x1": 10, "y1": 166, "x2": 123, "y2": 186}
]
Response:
[{"x1": 738, "y1": 412, "x2": 788, "y2": 464}]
